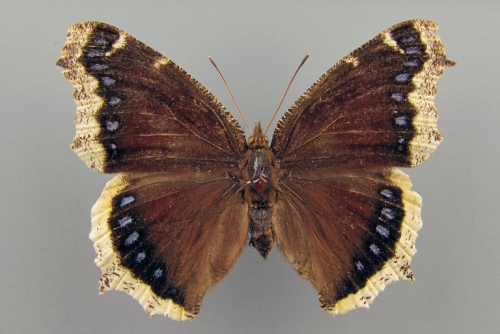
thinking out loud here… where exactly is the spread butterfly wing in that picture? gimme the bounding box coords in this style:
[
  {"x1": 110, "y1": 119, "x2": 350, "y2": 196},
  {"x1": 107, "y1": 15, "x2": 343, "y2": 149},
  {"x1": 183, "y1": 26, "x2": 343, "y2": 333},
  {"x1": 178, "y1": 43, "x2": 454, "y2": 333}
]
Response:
[
  {"x1": 271, "y1": 19, "x2": 455, "y2": 170},
  {"x1": 57, "y1": 22, "x2": 249, "y2": 320},
  {"x1": 271, "y1": 20, "x2": 454, "y2": 313},
  {"x1": 91, "y1": 171, "x2": 248, "y2": 320},
  {"x1": 274, "y1": 168, "x2": 421, "y2": 314},
  {"x1": 57, "y1": 21, "x2": 246, "y2": 173}
]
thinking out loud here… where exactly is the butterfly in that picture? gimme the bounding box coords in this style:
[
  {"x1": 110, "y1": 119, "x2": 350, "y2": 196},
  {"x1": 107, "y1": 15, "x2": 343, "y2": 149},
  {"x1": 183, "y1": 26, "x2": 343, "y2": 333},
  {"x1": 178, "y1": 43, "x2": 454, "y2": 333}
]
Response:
[{"x1": 57, "y1": 19, "x2": 454, "y2": 320}]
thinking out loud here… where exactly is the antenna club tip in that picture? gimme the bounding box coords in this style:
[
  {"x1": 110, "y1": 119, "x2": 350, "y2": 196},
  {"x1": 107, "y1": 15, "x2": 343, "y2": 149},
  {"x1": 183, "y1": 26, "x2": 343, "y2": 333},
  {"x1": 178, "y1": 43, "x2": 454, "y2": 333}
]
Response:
[{"x1": 208, "y1": 56, "x2": 217, "y2": 66}]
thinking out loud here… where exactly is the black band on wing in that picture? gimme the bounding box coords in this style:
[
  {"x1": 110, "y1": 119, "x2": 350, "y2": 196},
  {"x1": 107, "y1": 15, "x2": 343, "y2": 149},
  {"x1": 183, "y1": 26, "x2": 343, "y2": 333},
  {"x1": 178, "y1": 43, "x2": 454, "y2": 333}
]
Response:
[
  {"x1": 109, "y1": 191, "x2": 186, "y2": 306},
  {"x1": 334, "y1": 185, "x2": 404, "y2": 301}
]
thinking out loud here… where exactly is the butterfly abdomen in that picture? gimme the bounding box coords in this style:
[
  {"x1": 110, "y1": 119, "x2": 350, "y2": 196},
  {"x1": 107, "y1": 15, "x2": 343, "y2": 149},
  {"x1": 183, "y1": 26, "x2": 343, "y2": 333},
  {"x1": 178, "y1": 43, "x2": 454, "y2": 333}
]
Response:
[{"x1": 248, "y1": 205, "x2": 274, "y2": 259}]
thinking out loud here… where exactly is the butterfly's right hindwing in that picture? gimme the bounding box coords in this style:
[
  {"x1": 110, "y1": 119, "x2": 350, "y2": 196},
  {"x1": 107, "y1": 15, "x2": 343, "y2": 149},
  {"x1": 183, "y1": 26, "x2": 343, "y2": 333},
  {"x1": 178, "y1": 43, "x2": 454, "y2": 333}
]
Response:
[{"x1": 91, "y1": 171, "x2": 248, "y2": 320}]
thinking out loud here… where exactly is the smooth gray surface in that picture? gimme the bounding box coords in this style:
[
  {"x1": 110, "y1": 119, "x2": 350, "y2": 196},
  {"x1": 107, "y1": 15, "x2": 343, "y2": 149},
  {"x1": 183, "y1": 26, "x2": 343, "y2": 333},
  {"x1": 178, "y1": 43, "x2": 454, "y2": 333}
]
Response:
[{"x1": 1, "y1": 1, "x2": 498, "y2": 333}]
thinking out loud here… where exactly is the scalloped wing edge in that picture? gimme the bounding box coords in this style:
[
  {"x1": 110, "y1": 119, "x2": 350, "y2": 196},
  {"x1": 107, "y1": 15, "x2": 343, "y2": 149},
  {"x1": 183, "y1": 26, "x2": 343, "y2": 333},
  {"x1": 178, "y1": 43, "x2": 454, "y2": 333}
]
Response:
[
  {"x1": 89, "y1": 174, "x2": 195, "y2": 321},
  {"x1": 57, "y1": 22, "x2": 108, "y2": 171},
  {"x1": 322, "y1": 168, "x2": 422, "y2": 314},
  {"x1": 273, "y1": 19, "x2": 455, "y2": 167},
  {"x1": 57, "y1": 21, "x2": 247, "y2": 173}
]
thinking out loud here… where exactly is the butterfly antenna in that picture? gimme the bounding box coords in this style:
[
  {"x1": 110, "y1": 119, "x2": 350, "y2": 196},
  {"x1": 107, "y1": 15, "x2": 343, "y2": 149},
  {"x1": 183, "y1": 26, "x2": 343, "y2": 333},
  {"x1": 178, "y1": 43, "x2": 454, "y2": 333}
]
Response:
[
  {"x1": 264, "y1": 54, "x2": 310, "y2": 135},
  {"x1": 208, "y1": 56, "x2": 252, "y2": 134}
]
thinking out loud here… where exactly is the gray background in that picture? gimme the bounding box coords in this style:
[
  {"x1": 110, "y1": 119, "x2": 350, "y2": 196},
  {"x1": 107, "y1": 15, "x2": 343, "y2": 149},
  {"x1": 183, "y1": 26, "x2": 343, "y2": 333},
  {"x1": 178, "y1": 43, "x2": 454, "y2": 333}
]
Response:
[{"x1": 1, "y1": 1, "x2": 498, "y2": 333}]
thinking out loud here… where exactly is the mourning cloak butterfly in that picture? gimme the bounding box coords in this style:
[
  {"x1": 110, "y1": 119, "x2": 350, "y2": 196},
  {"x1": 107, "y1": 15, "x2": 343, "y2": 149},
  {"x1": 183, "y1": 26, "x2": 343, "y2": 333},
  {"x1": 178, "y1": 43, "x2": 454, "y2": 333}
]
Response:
[{"x1": 57, "y1": 20, "x2": 455, "y2": 320}]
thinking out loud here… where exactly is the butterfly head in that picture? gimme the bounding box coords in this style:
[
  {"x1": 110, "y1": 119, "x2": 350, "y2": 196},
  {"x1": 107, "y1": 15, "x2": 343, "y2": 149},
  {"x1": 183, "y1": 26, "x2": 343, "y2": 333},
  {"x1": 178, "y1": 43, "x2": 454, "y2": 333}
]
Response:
[{"x1": 248, "y1": 122, "x2": 269, "y2": 149}]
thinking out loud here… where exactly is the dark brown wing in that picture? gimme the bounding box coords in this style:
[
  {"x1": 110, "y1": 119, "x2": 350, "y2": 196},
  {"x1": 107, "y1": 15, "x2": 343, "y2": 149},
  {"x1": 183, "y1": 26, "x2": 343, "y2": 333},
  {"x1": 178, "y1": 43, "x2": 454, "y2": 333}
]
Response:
[
  {"x1": 274, "y1": 168, "x2": 420, "y2": 313},
  {"x1": 57, "y1": 22, "x2": 246, "y2": 173},
  {"x1": 271, "y1": 20, "x2": 455, "y2": 169},
  {"x1": 57, "y1": 22, "x2": 249, "y2": 320},
  {"x1": 90, "y1": 170, "x2": 248, "y2": 320},
  {"x1": 271, "y1": 20, "x2": 454, "y2": 313}
]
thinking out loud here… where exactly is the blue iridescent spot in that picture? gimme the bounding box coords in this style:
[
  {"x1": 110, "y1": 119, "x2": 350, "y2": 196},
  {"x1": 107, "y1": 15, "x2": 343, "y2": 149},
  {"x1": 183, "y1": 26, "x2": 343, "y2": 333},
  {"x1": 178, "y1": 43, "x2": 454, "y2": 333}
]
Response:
[
  {"x1": 125, "y1": 231, "x2": 139, "y2": 246},
  {"x1": 395, "y1": 73, "x2": 410, "y2": 82},
  {"x1": 391, "y1": 93, "x2": 404, "y2": 102},
  {"x1": 400, "y1": 36, "x2": 416, "y2": 43},
  {"x1": 93, "y1": 38, "x2": 109, "y2": 45},
  {"x1": 356, "y1": 261, "x2": 364, "y2": 271},
  {"x1": 394, "y1": 115, "x2": 408, "y2": 126},
  {"x1": 106, "y1": 120, "x2": 119, "y2": 132},
  {"x1": 380, "y1": 189, "x2": 393, "y2": 199},
  {"x1": 120, "y1": 196, "x2": 134, "y2": 207},
  {"x1": 397, "y1": 137, "x2": 406, "y2": 151},
  {"x1": 405, "y1": 46, "x2": 420, "y2": 54},
  {"x1": 101, "y1": 76, "x2": 116, "y2": 86},
  {"x1": 153, "y1": 268, "x2": 163, "y2": 279},
  {"x1": 108, "y1": 97, "x2": 121, "y2": 106},
  {"x1": 403, "y1": 60, "x2": 419, "y2": 67},
  {"x1": 376, "y1": 225, "x2": 390, "y2": 238},
  {"x1": 382, "y1": 208, "x2": 395, "y2": 220},
  {"x1": 118, "y1": 216, "x2": 133, "y2": 228},
  {"x1": 370, "y1": 244, "x2": 381, "y2": 255},
  {"x1": 136, "y1": 252, "x2": 146, "y2": 262},
  {"x1": 86, "y1": 50, "x2": 104, "y2": 57},
  {"x1": 90, "y1": 63, "x2": 109, "y2": 70}
]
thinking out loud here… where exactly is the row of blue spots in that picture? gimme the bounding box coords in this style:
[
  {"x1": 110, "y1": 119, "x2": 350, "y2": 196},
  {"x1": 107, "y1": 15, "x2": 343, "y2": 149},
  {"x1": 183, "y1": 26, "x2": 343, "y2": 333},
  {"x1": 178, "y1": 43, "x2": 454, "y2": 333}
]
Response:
[
  {"x1": 390, "y1": 32, "x2": 422, "y2": 141},
  {"x1": 354, "y1": 187, "x2": 398, "y2": 274},
  {"x1": 84, "y1": 37, "x2": 123, "y2": 110},
  {"x1": 115, "y1": 194, "x2": 164, "y2": 279}
]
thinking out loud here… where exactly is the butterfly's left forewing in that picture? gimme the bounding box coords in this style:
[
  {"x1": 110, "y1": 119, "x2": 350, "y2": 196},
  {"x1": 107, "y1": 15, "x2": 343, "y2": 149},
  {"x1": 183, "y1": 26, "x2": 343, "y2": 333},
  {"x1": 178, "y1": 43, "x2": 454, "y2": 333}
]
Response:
[
  {"x1": 272, "y1": 20, "x2": 455, "y2": 169},
  {"x1": 271, "y1": 20, "x2": 454, "y2": 314}
]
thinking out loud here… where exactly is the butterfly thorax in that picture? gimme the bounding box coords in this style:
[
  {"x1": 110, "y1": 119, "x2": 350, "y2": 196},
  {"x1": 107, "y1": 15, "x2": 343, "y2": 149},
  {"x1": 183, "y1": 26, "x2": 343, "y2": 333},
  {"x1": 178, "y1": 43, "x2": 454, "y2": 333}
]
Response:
[{"x1": 238, "y1": 123, "x2": 280, "y2": 259}]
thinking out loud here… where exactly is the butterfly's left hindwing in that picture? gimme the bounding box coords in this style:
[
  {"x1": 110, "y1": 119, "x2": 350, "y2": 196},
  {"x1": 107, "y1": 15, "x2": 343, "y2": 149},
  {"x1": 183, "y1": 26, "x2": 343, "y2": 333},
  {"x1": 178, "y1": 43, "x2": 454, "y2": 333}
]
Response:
[
  {"x1": 57, "y1": 22, "x2": 246, "y2": 173},
  {"x1": 274, "y1": 168, "x2": 421, "y2": 314},
  {"x1": 91, "y1": 171, "x2": 248, "y2": 320}
]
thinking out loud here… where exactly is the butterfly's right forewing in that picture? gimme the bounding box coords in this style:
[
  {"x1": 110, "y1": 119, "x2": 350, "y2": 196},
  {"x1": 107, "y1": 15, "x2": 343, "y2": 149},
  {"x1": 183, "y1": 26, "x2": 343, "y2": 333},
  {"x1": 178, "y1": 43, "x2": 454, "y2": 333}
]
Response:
[{"x1": 57, "y1": 21, "x2": 247, "y2": 173}]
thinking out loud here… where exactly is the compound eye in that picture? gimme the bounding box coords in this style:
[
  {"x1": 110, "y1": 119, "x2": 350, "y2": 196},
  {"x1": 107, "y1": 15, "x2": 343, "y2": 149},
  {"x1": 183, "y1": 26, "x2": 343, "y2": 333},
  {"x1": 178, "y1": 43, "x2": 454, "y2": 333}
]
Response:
[{"x1": 248, "y1": 136, "x2": 255, "y2": 145}]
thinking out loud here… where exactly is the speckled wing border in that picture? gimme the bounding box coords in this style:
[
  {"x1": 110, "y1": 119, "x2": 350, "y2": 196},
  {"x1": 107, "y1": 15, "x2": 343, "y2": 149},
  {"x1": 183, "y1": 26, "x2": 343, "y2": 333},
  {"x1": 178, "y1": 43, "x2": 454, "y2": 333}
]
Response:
[
  {"x1": 326, "y1": 168, "x2": 422, "y2": 314},
  {"x1": 89, "y1": 173, "x2": 248, "y2": 320},
  {"x1": 56, "y1": 21, "x2": 246, "y2": 174},
  {"x1": 271, "y1": 19, "x2": 454, "y2": 315},
  {"x1": 90, "y1": 175, "x2": 194, "y2": 320},
  {"x1": 272, "y1": 19, "x2": 455, "y2": 169},
  {"x1": 56, "y1": 22, "x2": 250, "y2": 321}
]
